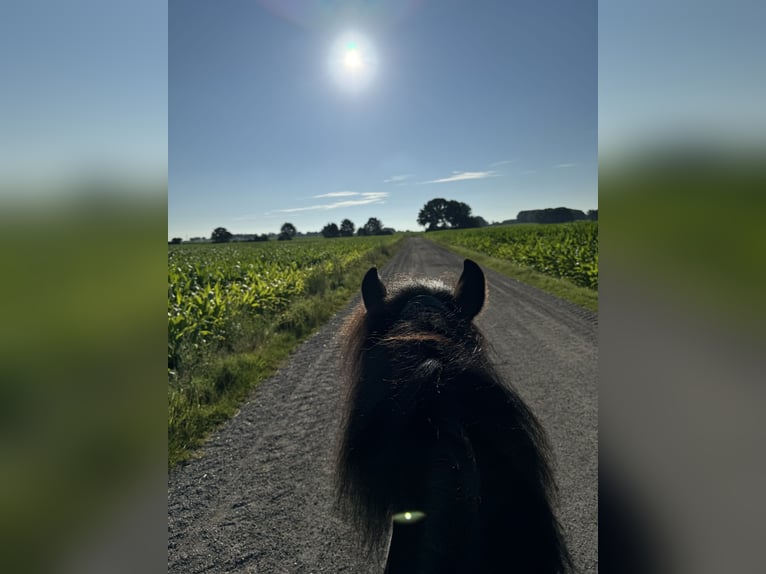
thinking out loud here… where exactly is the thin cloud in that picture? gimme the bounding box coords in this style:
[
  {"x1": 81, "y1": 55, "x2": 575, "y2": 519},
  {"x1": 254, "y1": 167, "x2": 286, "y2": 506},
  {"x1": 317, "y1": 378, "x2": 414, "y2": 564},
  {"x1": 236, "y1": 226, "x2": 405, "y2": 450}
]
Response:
[
  {"x1": 274, "y1": 204, "x2": 329, "y2": 214},
  {"x1": 555, "y1": 163, "x2": 576, "y2": 168},
  {"x1": 383, "y1": 174, "x2": 412, "y2": 183},
  {"x1": 490, "y1": 159, "x2": 514, "y2": 167},
  {"x1": 271, "y1": 192, "x2": 388, "y2": 214},
  {"x1": 330, "y1": 195, "x2": 387, "y2": 208},
  {"x1": 423, "y1": 171, "x2": 496, "y2": 184},
  {"x1": 312, "y1": 191, "x2": 358, "y2": 198}
]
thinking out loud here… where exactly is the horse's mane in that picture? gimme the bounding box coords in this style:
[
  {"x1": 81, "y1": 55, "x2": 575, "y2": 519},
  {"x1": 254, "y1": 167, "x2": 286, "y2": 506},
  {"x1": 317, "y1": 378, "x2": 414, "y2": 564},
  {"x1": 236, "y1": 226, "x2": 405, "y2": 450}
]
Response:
[{"x1": 335, "y1": 269, "x2": 574, "y2": 572}]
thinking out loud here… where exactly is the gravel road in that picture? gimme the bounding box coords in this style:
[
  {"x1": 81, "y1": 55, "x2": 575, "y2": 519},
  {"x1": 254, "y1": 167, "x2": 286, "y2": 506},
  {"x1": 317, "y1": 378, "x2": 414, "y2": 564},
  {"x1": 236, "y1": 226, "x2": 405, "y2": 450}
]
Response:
[{"x1": 168, "y1": 237, "x2": 598, "y2": 573}]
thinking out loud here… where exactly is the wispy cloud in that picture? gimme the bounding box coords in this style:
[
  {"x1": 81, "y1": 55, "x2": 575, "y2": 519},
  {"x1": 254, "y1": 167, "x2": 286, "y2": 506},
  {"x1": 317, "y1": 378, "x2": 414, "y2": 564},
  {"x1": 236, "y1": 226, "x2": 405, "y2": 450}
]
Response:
[
  {"x1": 423, "y1": 171, "x2": 497, "y2": 184},
  {"x1": 555, "y1": 163, "x2": 576, "y2": 168},
  {"x1": 383, "y1": 174, "x2": 412, "y2": 184},
  {"x1": 312, "y1": 191, "x2": 358, "y2": 198},
  {"x1": 490, "y1": 159, "x2": 514, "y2": 167},
  {"x1": 271, "y1": 192, "x2": 388, "y2": 214}
]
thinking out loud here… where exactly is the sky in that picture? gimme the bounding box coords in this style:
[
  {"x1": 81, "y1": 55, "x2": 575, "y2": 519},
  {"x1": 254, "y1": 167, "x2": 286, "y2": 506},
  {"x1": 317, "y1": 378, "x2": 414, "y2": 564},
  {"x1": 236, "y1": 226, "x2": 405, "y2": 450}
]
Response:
[
  {"x1": 599, "y1": 0, "x2": 766, "y2": 159},
  {"x1": 0, "y1": 0, "x2": 167, "y2": 196},
  {"x1": 169, "y1": 0, "x2": 597, "y2": 239}
]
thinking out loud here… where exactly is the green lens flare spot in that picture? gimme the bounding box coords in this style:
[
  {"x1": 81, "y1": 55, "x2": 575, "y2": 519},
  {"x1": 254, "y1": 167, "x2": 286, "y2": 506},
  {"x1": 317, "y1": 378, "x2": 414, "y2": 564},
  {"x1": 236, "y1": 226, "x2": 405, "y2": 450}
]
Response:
[{"x1": 392, "y1": 510, "x2": 426, "y2": 524}]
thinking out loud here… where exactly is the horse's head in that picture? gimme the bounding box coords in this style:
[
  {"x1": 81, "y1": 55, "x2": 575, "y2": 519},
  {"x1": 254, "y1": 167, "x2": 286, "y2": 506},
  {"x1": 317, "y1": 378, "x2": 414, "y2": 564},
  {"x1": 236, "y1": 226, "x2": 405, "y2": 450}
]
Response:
[{"x1": 359, "y1": 259, "x2": 486, "y2": 341}]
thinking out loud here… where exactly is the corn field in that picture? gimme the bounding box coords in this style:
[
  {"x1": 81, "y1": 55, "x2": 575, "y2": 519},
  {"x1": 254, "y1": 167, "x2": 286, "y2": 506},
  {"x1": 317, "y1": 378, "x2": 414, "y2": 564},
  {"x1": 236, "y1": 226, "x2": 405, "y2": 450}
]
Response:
[
  {"x1": 168, "y1": 237, "x2": 399, "y2": 374},
  {"x1": 429, "y1": 222, "x2": 598, "y2": 289}
]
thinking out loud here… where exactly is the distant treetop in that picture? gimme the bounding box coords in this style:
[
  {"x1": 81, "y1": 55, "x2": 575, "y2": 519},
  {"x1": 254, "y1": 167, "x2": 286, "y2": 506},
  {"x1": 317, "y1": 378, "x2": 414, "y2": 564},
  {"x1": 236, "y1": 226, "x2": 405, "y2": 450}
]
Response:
[{"x1": 211, "y1": 227, "x2": 233, "y2": 243}]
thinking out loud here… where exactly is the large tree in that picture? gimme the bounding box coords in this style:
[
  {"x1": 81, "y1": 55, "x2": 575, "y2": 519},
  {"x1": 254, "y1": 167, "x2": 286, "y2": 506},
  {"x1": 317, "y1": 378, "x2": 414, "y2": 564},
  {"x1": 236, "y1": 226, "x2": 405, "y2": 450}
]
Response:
[
  {"x1": 445, "y1": 200, "x2": 474, "y2": 228},
  {"x1": 418, "y1": 198, "x2": 479, "y2": 230},
  {"x1": 278, "y1": 222, "x2": 297, "y2": 240},
  {"x1": 211, "y1": 227, "x2": 233, "y2": 243},
  {"x1": 339, "y1": 218, "x2": 355, "y2": 237},
  {"x1": 417, "y1": 198, "x2": 449, "y2": 230}
]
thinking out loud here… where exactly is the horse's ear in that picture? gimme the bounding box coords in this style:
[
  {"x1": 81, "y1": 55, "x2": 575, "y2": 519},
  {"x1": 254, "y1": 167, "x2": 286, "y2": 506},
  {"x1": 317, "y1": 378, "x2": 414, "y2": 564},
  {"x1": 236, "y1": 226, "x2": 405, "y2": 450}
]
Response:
[
  {"x1": 454, "y1": 259, "x2": 485, "y2": 319},
  {"x1": 361, "y1": 267, "x2": 387, "y2": 312}
]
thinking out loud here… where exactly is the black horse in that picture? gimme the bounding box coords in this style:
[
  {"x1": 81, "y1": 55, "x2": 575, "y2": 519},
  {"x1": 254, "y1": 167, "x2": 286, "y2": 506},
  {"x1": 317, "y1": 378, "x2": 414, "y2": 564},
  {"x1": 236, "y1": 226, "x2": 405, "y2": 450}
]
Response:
[{"x1": 336, "y1": 260, "x2": 573, "y2": 573}]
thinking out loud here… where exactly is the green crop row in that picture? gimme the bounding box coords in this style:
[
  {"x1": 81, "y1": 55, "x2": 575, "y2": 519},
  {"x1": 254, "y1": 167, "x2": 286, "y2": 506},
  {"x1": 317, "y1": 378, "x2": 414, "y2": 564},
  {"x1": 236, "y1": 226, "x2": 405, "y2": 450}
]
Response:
[
  {"x1": 428, "y1": 222, "x2": 598, "y2": 289},
  {"x1": 168, "y1": 236, "x2": 398, "y2": 376},
  {"x1": 168, "y1": 235, "x2": 402, "y2": 466}
]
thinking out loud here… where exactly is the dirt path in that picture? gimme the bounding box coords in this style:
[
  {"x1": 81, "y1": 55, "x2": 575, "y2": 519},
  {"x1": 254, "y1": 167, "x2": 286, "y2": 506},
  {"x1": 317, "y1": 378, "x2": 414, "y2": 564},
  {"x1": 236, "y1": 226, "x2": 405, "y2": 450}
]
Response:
[{"x1": 168, "y1": 237, "x2": 598, "y2": 573}]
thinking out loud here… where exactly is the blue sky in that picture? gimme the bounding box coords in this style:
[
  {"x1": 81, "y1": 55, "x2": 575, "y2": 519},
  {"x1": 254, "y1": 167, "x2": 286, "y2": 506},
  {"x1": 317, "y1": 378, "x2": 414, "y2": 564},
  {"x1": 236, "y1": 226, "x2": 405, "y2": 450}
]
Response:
[
  {"x1": 0, "y1": 0, "x2": 167, "y2": 195},
  {"x1": 599, "y1": 0, "x2": 766, "y2": 158},
  {"x1": 170, "y1": 0, "x2": 596, "y2": 238}
]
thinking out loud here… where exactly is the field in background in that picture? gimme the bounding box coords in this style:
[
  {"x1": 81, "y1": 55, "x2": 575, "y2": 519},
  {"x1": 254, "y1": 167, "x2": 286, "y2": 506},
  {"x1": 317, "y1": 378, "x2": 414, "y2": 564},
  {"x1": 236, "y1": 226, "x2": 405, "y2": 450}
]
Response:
[
  {"x1": 168, "y1": 235, "x2": 402, "y2": 466},
  {"x1": 426, "y1": 222, "x2": 598, "y2": 310}
]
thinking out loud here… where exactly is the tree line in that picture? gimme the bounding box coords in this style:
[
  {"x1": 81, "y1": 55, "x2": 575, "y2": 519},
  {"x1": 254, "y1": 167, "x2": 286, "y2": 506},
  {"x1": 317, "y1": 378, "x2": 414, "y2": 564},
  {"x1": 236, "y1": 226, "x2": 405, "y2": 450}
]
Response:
[
  {"x1": 168, "y1": 198, "x2": 596, "y2": 244},
  {"x1": 516, "y1": 207, "x2": 597, "y2": 224},
  {"x1": 178, "y1": 218, "x2": 395, "y2": 245},
  {"x1": 320, "y1": 217, "x2": 394, "y2": 238}
]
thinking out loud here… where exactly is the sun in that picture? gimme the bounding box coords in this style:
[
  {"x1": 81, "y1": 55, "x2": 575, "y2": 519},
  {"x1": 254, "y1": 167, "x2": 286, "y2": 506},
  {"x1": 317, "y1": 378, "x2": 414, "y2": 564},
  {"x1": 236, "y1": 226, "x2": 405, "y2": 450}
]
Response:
[
  {"x1": 329, "y1": 33, "x2": 377, "y2": 93},
  {"x1": 343, "y1": 45, "x2": 363, "y2": 71}
]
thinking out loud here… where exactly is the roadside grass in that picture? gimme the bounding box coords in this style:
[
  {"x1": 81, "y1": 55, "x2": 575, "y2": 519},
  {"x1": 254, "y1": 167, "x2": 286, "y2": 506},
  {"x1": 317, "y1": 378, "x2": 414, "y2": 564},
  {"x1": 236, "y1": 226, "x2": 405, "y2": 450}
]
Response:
[
  {"x1": 423, "y1": 236, "x2": 598, "y2": 312},
  {"x1": 168, "y1": 238, "x2": 402, "y2": 468}
]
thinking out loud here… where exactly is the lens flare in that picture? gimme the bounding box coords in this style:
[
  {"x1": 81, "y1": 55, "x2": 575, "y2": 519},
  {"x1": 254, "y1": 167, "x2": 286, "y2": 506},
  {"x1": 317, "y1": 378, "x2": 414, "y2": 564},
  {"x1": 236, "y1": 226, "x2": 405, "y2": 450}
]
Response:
[
  {"x1": 328, "y1": 33, "x2": 377, "y2": 93},
  {"x1": 392, "y1": 510, "x2": 426, "y2": 524}
]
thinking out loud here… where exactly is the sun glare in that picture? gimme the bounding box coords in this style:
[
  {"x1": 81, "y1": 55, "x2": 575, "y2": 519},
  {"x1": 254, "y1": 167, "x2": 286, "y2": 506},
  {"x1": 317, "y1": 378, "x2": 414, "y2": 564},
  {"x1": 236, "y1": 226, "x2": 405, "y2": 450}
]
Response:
[
  {"x1": 329, "y1": 33, "x2": 377, "y2": 93},
  {"x1": 344, "y1": 46, "x2": 363, "y2": 70}
]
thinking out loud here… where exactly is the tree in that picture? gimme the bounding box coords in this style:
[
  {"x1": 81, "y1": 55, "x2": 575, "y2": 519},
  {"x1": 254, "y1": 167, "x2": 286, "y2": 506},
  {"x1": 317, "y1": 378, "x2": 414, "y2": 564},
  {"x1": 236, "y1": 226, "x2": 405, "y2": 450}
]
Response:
[
  {"x1": 169, "y1": 237, "x2": 182, "y2": 244},
  {"x1": 340, "y1": 218, "x2": 355, "y2": 237},
  {"x1": 278, "y1": 222, "x2": 297, "y2": 241},
  {"x1": 418, "y1": 198, "x2": 450, "y2": 230},
  {"x1": 444, "y1": 200, "x2": 473, "y2": 228},
  {"x1": 321, "y1": 222, "x2": 340, "y2": 238},
  {"x1": 469, "y1": 216, "x2": 489, "y2": 228},
  {"x1": 211, "y1": 227, "x2": 233, "y2": 243},
  {"x1": 363, "y1": 217, "x2": 383, "y2": 236},
  {"x1": 418, "y1": 198, "x2": 481, "y2": 230}
]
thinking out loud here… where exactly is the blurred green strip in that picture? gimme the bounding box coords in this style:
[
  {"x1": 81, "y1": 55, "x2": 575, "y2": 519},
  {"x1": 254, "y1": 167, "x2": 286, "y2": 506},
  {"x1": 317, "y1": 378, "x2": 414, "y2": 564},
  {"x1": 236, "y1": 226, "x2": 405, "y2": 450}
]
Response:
[
  {"x1": 600, "y1": 156, "x2": 766, "y2": 329},
  {"x1": 0, "y1": 200, "x2": 166, "y2": 573}
]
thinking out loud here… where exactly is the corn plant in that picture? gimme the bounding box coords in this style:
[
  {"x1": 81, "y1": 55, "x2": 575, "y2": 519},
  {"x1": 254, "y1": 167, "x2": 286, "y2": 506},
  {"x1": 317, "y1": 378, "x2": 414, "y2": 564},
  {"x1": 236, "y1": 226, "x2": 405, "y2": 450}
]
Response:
[
  {"x1": 168, "y1": 237, "x2": 398, "y2": 374},
  {"x1": 429, "y1": 222, "x2": 598, "y2": 289}
]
